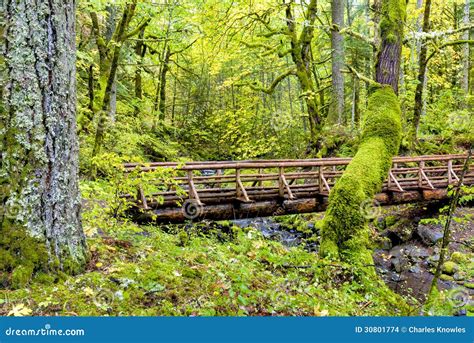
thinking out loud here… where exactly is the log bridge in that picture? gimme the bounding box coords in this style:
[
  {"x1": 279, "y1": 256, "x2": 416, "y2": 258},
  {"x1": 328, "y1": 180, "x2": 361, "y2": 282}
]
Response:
[{"x1": 123, "y1": 154, "x2": 473, "y2": 223}]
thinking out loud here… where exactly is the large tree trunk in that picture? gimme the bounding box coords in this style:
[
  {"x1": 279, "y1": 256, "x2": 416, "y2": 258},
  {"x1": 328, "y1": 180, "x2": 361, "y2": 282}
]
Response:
[
  {"x1": 412, "y1": 0, "x2": 432, "y2": 141},
  {"x1": 330, "y1": 0, "x2": 345, "y2": 124},
  {"x1": 1, "y1": 0, "x2": 87, "y2": 285},
  {"x1": 320, "y1": 0, "x2": 405, "y2": 269}
]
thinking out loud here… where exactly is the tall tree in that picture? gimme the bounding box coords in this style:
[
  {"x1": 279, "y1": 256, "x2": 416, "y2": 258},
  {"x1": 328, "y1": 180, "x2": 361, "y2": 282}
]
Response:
[
  {"x1": 461, "y1": 0, "x2": 470, "y2": 102},
  {"x1": 245, "y1": 0, "x2": 325, "y2": 152},
  {"x1": 1, "y1": 0, "x2": 87, "y2": 284},
  {"x1": 412, "y1": 0, "x2": 432, "y2": 141},
  {"x1": 330, "y1": 0, "x2": 346, "y2": 124},
  {"x1": 320, "y1": 0, "x2": 405, "y2": 271}
]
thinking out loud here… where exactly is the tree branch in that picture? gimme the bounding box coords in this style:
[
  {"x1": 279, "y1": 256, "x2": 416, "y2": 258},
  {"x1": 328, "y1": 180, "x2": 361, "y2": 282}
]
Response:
[
  {"x1": 338, "y1": 25, "x2": 376, "y2": 47},
  {"x1": 126, "y1": 18, "x2": 151, "y2": 39},
  {"x1": 426, "y1": 40, "x2": 474, "y2": 64},
  {"x1": 241, "y1": 68, "x2": 296, "y2": 94},
  {"x1": 342, "y1": 65, "x2": 379, "y2": 87}
]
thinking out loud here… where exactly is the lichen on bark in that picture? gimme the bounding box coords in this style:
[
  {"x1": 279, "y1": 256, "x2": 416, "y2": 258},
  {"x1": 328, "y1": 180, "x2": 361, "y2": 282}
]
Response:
[{"x1": 0, "y1": 0, "x2": 87, "y2": 285}]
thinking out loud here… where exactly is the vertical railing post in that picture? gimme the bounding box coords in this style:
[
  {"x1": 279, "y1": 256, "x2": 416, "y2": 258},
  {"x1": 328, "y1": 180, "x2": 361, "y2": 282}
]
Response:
[
  {"x1": 418, "y1": 161, "x2": 424, "y2": 188},
  {"x1": 448, "y1": 160, "x2": 452, "y2": 184},
  {"x1": 236, "y1": 168, "x2": 250, "y2": 202},
  {"x1": 187, "y1": 170, "x2": 202, "y2": 205},
  {"x1": 278, "y1": 167, "x2": 284, "y2": 198},
  {"x1": 318, "y1": 166, "x2": 323, "y2": 193}
]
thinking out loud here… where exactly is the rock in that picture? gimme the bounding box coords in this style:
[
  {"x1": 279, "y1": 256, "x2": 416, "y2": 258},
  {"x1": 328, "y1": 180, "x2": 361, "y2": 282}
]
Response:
[
  {"x1": 391, "y1": 257, "x2": 408, "y2": 273},
  {"x1": 409, "y1": 265, "x2": 422, "y2": 274},
  {"x1": 416, "y1": 224, "x2": 443, "y2": 246},
  {"x1": 442, "y1": 261, "x2": 459, "y2": 275},
  {"x1": 389, "y1": 246, "x2": 405, "y2": 258},
  {"x1": 440, "y1": 274, "x2": 454, "y2": 281},
  {"x1": 427, "y1": 254, "x2": 440, "y2": 267},
  {"x1": 404, "y1": 245, "x2": 430, "y2": 258},
  {"x1": 391, "y1": 273, "x2": 407, "y2": 282},
  {"x1": 453, "y1": 272, "x2": 466, "y2": 281}
]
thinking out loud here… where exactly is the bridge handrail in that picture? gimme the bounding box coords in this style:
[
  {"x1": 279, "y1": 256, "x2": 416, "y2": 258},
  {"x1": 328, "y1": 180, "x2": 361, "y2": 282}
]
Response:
[{"x1": 123, "y1": 154, "x2": 469, "y2": 172}]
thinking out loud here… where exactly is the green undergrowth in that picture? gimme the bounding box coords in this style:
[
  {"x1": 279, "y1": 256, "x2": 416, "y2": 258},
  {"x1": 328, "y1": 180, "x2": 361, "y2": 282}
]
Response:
[{"x1": 0, "y1": 219, "x2": 413, "y2": 316}]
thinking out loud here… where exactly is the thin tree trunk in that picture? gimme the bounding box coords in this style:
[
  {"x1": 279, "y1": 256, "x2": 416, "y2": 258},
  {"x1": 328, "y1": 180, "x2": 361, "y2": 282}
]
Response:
[
  {"x1": 88, "y1": 64, "x2": 95, "y2": 115},
  {"x1": 158, "y1": 48, "x2": 171, "y2": 121},
  {"x1": 91, "y1": 4, "x2": 133, "y2": 167},
  {"x1": 412, "y1": 0, "x2": 432, "y2": 141},
  {"x1": 134, "y1": 27, "x2": 146, "y2": 114},
  {"x1": 429, "y1": 147, "x2": 472, "y2": 299},
  {"x1": 1, "y1": 0, "x2": 87, "y2": 279},
  {"x1": 461, "y1": 0, "x2": 470, "y2": 103},
  {"x1": 330, "y1": 0, "x2": 345, "y2": 124}
]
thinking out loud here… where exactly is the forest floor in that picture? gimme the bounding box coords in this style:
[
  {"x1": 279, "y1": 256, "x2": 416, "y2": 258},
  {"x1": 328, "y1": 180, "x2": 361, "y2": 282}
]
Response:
[{"x1": 0, "y1": 203, "x2": 472, "y2": 317}]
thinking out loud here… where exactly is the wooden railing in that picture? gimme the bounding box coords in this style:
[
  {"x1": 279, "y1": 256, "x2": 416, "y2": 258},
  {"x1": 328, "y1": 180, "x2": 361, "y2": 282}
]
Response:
[{"x1": 122, "y1": 154, "x2": 473, "y2": 220}]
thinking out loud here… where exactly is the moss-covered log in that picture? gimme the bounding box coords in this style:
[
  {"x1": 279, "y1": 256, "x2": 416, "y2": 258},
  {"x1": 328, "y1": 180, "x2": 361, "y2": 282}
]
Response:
[
  {"x1": 1, "y1": 0, "x2": 87, "y2": 287},
  {"x1": 320, "y1": 0, "x2": 406, "y2": 268}
]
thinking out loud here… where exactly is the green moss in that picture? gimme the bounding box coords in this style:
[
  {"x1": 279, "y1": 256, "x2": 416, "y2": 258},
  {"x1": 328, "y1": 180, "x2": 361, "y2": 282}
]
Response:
[
  {"x1": 442, "y1": 261, "x2": 458, "y2": 275},
  {"x1": 384, "y1": 215, "x2": 398, "y2": 228},
  {"x1": 0, "y1": 222, "x2": 49, "y2": 288},
  {"x1": 465, "y1": 282, "x2": 474, "y2": 289},
  {"x1": 379, "y1": 0, "x2": 407, "y2": 44},
  {"x1": 450, "y1": 252, "x2": 468, "y2": 264},
  {"x1": 11, "y1": 264, "x2": 34, "y2": 288},
  {"x1": 439, "y1": 274, "x2": 454, "y2": 282}
]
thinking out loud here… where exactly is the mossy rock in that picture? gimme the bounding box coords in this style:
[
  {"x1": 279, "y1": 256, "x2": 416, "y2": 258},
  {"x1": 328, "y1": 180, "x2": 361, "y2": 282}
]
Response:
[
  {"x1": 465, "y1": 282, "x2": 474, "y2": 289},
  {"x1": 384, "y1": 215, "x2": 398, "y2": 228},
  {"x1": 442, "y1": 261, "x2": 459, "y2": 275},
  {"x1": 450, "y1": 252, "x2": 468, "y2": 264},
  {"x1": 439, "y1": 274, "x2": 454, "y2": 282}
]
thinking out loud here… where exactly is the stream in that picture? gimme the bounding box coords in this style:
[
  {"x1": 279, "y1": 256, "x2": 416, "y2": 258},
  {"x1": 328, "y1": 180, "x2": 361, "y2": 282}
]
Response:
[{"x1": 231, "y1": 206, "x2": 474, "y2": 313}]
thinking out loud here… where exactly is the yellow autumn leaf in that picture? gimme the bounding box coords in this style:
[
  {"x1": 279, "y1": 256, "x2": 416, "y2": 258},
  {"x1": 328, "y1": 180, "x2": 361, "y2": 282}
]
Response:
[
  {"x1": 8, "y1": 304, "x2": 32, "y2": 317},
  {"x1": 313, "y1": 304, "x2": 329, "y2": 317},
  {"x1": 83, "y1": 287, "x2": 94, "y2": 297}
]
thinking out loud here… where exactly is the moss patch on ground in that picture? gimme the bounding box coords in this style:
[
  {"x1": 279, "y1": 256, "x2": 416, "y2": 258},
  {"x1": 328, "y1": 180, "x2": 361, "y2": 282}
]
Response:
[{"x1": 0, "y1": 220, "x2": 413, "y2": 316}]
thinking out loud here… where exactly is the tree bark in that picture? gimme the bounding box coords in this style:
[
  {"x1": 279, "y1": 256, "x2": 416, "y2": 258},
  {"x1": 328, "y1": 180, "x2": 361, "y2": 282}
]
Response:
[
  {"x1": 461, "y1": 0, "x2": 470, "y2": 102},
  {"x1": 412, "y1": 0, "x2": 432, "y2": 141},
  {"x1": 158, "y1": 48, "x2": 171, "y2": 121},
  {"x1": 330, "y1": 0, "x2": 346, "y2": 124},
  {"x1": 1, "y1": 0, "x2": 87, "y2": 278},
  {"x1": 375, "y1": 0, "x2": 406, "y2": 94}
]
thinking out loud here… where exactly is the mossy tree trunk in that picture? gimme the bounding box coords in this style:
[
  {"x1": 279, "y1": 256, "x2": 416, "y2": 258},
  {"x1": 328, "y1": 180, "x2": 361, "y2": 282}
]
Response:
[
  {"x1": 320, "y1": 0, "x2": 405, "y2": 267},
  {"x1": 1, "y1": 0, "x2": 87, "y2": 284}
]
